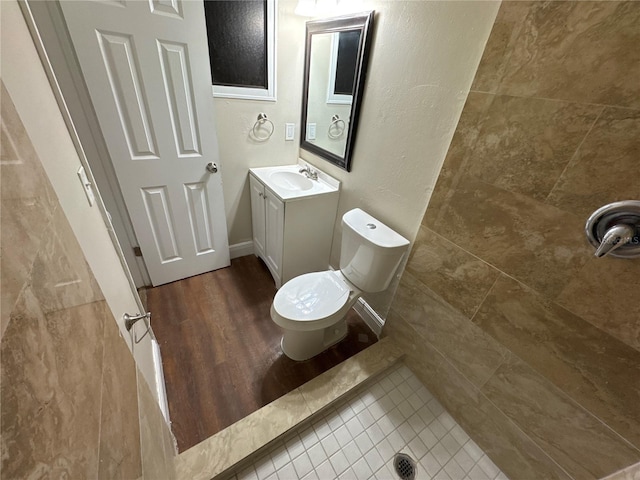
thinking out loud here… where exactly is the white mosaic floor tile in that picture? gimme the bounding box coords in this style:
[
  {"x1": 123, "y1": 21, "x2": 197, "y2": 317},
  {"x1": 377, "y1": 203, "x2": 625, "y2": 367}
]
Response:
[
  {"x1": 329, "y1": 450, "x2": 350, "y2": 476},
  {"x1": 277, "y1": 463, "x2": 297, "y2": 480},
  {"x1": 321, "y1": 433, "x2": 341, "y2": 458},
  {"x1": 227, "y1": 363, "x2": 508, "y2": 480}
]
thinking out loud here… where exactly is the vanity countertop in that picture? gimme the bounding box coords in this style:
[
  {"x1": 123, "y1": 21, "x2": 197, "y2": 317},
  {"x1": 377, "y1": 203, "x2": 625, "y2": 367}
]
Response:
[{"x1": 249, "y1": 161, "x2": 340, "y2": 201}]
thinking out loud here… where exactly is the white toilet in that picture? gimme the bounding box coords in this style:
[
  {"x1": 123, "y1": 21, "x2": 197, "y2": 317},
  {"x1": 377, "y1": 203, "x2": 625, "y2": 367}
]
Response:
[{"x1": 270, "y1": 208, "x2": 410, "y2": 361}]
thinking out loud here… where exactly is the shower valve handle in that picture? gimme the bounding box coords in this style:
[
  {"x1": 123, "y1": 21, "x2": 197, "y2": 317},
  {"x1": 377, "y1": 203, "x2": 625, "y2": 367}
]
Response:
[
  {"x1": 585, "y1": 200, "x2": 640, "y2": 259},
  {"x1": 594, "y1": 224, "x2": 634, "y2": 258}
]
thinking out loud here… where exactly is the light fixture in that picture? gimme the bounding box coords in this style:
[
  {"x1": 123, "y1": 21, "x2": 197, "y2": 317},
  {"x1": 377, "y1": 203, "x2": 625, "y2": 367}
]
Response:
[
  {"x1": 295, "y1": 0, "x2": 366, "y2": 17},
  {"x1": 294, "y1": 0, "x2": 317, "y2": 17},
  {"x1": 316, "y1": 0, "x2": 338, "y2": 16}
]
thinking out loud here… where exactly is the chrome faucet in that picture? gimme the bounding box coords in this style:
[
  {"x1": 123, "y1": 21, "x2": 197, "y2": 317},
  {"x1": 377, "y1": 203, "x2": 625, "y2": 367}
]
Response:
[{"x1": 299, "y1": 165, "x2": 318, "y2": 180}]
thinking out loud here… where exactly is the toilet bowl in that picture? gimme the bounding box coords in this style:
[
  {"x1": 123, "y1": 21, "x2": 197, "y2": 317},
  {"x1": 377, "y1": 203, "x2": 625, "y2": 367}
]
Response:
[
  {"x1": 270, "y1": 208, "x2": 409, "y2": 361},
  {"x1": 271, "y1": 270, "x2": 361, "y2": 361}
]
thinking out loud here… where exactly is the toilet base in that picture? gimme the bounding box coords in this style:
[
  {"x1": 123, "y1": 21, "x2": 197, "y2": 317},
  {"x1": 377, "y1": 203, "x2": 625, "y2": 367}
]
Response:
[{"x1": 280, "y1": 319, "x2": 348, "y2": 361}]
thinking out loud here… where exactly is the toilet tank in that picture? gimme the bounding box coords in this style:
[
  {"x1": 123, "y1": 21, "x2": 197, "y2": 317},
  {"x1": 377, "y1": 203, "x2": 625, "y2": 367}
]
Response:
[{"x1": 339, "y1": 209, "x2": 410, "y2": 293}]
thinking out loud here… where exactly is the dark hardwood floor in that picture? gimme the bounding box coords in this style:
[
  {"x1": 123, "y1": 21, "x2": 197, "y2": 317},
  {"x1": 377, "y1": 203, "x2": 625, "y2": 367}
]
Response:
[{"x1": 148, "y1": 255, "x2": 377, "y2": 452}]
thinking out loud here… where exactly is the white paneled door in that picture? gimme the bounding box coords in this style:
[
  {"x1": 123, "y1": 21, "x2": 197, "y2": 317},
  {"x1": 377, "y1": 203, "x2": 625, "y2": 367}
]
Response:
[{"x1": 60, "y1": 0, "x2": 230, "y2": 286}]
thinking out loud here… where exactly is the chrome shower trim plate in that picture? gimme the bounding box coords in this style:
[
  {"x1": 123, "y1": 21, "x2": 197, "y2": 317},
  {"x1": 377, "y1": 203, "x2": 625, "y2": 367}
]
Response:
[{"x1": 585, "y1": 200, "x2": 640, "y2": 258}]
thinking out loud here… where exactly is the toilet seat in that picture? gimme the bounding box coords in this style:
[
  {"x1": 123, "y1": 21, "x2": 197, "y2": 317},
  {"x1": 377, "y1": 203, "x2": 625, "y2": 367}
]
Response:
[{"x1": 271, "y1": 271, "x2": 355, "y2": 331}]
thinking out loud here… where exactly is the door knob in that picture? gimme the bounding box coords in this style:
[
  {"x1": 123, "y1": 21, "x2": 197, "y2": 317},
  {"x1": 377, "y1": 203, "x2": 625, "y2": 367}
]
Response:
[
  {"x1": 206, "y1": 162, "x2": 218, "y2": 173},
  {"x1": 585, "y1": 200, "x2": 640, "y2": 258}
]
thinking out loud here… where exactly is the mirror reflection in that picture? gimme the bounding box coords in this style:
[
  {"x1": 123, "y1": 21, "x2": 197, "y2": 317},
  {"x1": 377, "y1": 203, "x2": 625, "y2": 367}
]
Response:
[
  {"x1": 306, "y1": 30, "x2": 360, "y2": 158},
  {"x1": 301, "y1": 12, "x2": 374, "y2": 171}
]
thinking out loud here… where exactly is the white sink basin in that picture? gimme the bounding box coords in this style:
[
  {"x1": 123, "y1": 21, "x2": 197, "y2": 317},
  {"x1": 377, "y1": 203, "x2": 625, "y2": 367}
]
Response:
[
  {"x1": 250, "y1": 163, "x2": 340, "y2": 201},
  {"x1": 269, "y1": 171, "x2": 314, "y2": 191}
]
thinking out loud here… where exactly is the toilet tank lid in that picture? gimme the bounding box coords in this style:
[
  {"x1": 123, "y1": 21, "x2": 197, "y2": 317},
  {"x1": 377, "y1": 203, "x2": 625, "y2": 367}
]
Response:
[{"x1": 342, "y1": 208, "x2": 410, "y2": 249}]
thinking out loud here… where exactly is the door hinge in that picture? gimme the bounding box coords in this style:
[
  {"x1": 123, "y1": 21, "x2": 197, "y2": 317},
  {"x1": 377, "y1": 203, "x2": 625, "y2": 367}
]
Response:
[{"x1": 133, "y1": 246, "x2": 143, "y2": 257}]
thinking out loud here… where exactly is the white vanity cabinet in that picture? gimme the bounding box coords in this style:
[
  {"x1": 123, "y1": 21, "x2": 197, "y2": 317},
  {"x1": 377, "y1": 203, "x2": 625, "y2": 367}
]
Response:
[
  {"x1": 250, "y1": 175, "x2": 284, "y2": 283},
  {"x1": 249, "y1": 165, "x2": 340, "y2": 288}
]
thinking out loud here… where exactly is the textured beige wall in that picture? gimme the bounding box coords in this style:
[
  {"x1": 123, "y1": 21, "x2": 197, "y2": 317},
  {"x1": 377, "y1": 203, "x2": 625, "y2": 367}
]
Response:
[
  {"x1": 385, "y1": 2, "x2": 640, "y2": 479},
  {"x1": 220, "y1": 1, "x2": 500, "y2": 269},
  {"x1": 216, "y1": 0, "x2": 306, "y2": 245},
  {"x1": 301, "y1": 0, "x2": 501, "y2": 316}
]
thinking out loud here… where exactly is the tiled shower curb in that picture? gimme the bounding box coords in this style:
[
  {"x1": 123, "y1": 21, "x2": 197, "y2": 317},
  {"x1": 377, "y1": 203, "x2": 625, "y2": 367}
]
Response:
[{"x1": 175, "y1": 337, "x2": 404, "y2": 480}]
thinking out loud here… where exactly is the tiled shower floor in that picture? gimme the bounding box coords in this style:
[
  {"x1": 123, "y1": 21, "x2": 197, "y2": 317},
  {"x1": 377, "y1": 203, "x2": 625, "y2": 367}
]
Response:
[{"x1": 230, "y1": 363, "x2": 508, "y2": 480}]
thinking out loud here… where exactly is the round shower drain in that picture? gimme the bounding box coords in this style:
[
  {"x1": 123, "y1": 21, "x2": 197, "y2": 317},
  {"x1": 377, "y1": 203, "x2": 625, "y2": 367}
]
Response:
[{"x1": 393, "y1": 452, "x2": 417, "y2": 480}]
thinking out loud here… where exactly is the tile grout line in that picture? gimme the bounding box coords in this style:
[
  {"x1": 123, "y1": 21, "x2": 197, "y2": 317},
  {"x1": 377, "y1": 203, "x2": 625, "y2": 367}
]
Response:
[
  {"x1": 243, "y1": 362, "x2": 510, "y2": 480},
  {"x1": 356, "y1": 367, "x2": 477, "y2": 476},
  {"x1": 418, "y1": 225, "x2": 504, "y2": 279},
  {"x1": 463, "y1": 268, "x2": 640, "y2": 459},
  {"x1": 474, "y1": 383, "x2": 577, "y2": 480},
  {"x1": 487, "y1": 347, "x2": 640, "y2": 460},
  {"x1": 470, "y1": 275, "x2": 500, "y2": 323},
  {"x1": 468, "y1": 89, "x2": 639, "y2": 113},
  {"x1": 464, "y1": 267, "x2": 640, "y2": 458},
  {"x1": 419, "y1": 169, "x2": 595, "y2": 308},
  {"x1": 482, "y1": 266, "x2": 640, "y2": 360},
  {"x1": 551, "y1": 294, "x2": 640, "y2": 356},
  {"x1": 95, "y1": 300, "x2": 108, "y2": 480},
  {"x1": 486, "y1": 2, "x2": 528, "y2": 99},
  {"x1": 544, "y1": 105, "x2": 606, "y2": 205},
  {"x1": 388, "y1": 314, "x2": 573, "y2": 479},
  {"x1": 298, "y1": 368, "x2": 414, "y2": 478},
  {"x1": 216, "y1": 344, "x2": 405, "y2": 480},
  {"x1": 5, "y1": 203, "x2": 60, "y2": 337},
  {"x1": 389, "y1": 307, "x2": 501, "y2": 398}
]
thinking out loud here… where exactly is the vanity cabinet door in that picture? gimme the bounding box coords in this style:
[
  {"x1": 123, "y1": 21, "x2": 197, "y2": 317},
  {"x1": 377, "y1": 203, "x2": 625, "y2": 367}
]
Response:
[
  {"x1": 249, "y1": 167, "x2": 341, "y2": 288},
  {"x1": 249, "y1": 175, "x2": 266, "y2": 258},
  {"x1": 264, "y1": 188, "x2": 284, "y2": 284}
]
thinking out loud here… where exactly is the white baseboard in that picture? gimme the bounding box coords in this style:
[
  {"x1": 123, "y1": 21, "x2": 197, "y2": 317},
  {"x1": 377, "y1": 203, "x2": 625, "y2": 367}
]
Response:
[
  {"x1": 229, "y1": 241, "x2": 254, "y2": 259},
  {"x1": 353, "y1": 297, "x2": 384, "y2": 337}
]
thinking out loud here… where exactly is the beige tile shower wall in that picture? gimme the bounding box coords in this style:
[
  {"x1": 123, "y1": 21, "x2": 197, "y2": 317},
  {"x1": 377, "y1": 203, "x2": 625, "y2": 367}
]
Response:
[
  {"x1": 1, "y1": 82, "x2": 136, "y2": 478},
  {"x1": 0, "y1": 71, "x2": 174, "y2": 480},
  {"x1": 384, "y1": 2, "x2": 640, "y2": 479}
]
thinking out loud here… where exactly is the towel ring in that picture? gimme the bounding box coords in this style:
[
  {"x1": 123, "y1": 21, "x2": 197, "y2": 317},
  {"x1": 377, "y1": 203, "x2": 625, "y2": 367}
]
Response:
[
  {"x1": 328, "y1": 114, "x2": 346, "y2": 139},
  {"x1": 252, "y1": 113, "x2": 274, "y2": 142}
]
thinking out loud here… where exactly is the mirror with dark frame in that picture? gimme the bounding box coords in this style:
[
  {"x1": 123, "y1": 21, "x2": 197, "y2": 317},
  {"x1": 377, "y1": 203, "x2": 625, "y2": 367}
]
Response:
[{"x1": 300, "y1": 11, "x2": 374, "y2": 172}]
